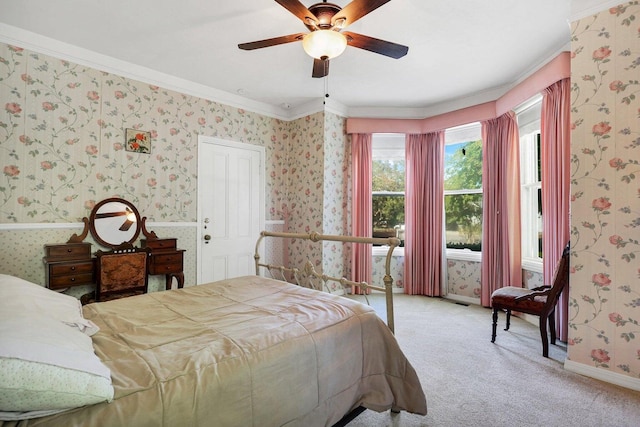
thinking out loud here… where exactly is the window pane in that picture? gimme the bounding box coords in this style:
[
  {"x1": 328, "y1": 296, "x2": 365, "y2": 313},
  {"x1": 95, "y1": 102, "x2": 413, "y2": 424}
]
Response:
[
  {"x1": 537, "y1": 187, "x2": 543, "y2": 257},
  {"x1": 373, "y1": 193, "x2": 405, "y2": 239},
  {"x1": 444, "y1": 138, "x2": 483, "y2": 251},
  {"x1": 445, "y1": 193, "x2": 483, "y2": 251},
  {"x1": 372, "y1": 154, "x2": 405, "y2": 241},
  {"x1": 444, "y1": 140, "x2": 483, "y2": 191}
]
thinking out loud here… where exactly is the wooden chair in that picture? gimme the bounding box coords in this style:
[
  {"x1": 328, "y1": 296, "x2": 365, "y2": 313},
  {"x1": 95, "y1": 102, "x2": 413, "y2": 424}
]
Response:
[
  {"x1": 82, "y1": 243, "x2": 150, "y2": 304},
  {"x1": 491, "y1": 242, "x2": 570, "y2": 357}
]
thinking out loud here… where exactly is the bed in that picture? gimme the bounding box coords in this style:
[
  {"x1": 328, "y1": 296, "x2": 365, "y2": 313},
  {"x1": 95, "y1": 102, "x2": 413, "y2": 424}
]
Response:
[{"x1": 0, "y1": 233, "x2": 427, "y2": 426}]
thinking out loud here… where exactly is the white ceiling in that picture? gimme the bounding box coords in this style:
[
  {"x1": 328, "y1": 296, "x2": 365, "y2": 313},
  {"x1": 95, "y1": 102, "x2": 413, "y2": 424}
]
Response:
[{"x1": 0, "y1": 0, "x2": 615, "y2": 119}]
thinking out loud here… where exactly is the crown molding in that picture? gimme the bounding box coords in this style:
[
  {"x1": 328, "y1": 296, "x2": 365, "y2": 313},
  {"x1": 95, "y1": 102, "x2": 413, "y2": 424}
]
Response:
[
  {"x1": 570, "y1": 0, "x2": 625, "y2": 21},
  {"x1": 0, "y1": 24, "x2": 300, "y2": 120}
]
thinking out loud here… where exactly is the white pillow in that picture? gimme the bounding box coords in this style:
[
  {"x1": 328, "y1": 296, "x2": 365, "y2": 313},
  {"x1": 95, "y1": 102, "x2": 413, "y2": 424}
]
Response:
[
  {"x1": 0, "y1": 274, "x2": 99, "y2": 336},
  {"x1": 0, "y1": 312, "x2": 114, "y2": 420}
]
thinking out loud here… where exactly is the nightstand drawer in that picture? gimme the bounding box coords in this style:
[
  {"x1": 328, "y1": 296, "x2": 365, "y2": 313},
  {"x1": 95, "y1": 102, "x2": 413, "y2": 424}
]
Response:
[
  {"x1": 50, "y1": 261, "x2": 94, "y2": 276},
  {"x1": 49, "y1": 272, "x2": 94, "y2": 290}
]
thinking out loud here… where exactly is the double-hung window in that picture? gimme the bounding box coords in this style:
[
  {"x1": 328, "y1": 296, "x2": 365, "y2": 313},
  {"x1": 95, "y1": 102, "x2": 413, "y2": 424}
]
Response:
[
  {"x1": 372, "y1": 134, "x2": 405, "y2": 244},
  {"x1": 444, "y1": 123, "x2": 483, "y2": 253},
  {"x1": 517, "y1": 96, "x2": 543, "y2": 269}
]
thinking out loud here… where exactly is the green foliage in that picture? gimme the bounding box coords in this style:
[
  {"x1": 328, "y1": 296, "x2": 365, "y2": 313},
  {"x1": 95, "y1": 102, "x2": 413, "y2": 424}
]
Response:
[
  {"x1": 444, "y1": 140, "x2": 482, "y2": 190},
  {"x1": 373, "y1": 160, "x2": 405, "y2": 192},
  {"x1": 373, "y1": 195, "x2": 404, "y2": 230},
  {"x1": 372, "y1": 159, "x2": 405, "y2": 231},
  {"x1": 370, "y1": 142, "x2": 485, "y2": 251},
  {"x1": 444, "y1": 140, "x2": 483, "y2": 248}
]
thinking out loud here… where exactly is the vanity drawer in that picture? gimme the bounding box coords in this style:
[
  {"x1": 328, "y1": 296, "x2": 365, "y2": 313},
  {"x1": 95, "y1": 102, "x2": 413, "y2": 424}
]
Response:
[
  {"x1": 148, "y1": 251, "x2": 184, "y2": 275},
  {"x1": 49, "y1": 272, "x2": 94, "y2": 290},
  {"x1": 141, "y1": 238, "x2": 177, "y2": 251},
  {"x1": 44, "y1": 242, "x2": 92, "y2": 259},
  {"x1": 150, "y1": 252, "x2": 182, "y2": 265},
  {"x1": 50, "y1": 261, "x2": 94, "y2": 276},
  {"x1": 149, "y1": 262, "x2": 183, "y2": 275}
]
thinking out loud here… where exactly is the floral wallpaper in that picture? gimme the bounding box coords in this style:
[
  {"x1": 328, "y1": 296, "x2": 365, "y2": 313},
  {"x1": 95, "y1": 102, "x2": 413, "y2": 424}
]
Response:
[
  {"x1": 0, "y1": 40, "x2": 360, "y2": 296},
  {"x1": 569, "y1": 1, "x2": 640, "y2": 382},
  {"x1": 447, "y1": 259, "x2": 482, "y2": 299},
  {"x1": 0, "y1": 43, "x2": 286, "y2": 223}
]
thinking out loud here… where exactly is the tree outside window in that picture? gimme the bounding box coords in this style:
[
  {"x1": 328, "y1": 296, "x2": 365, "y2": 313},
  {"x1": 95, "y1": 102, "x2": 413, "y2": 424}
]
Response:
[
  {"x1": 444, "y1": 140, "x2": 483, "y2": 251},
  {"x1": 372, "y1": 135, "x2": 405, "y2": 242}
]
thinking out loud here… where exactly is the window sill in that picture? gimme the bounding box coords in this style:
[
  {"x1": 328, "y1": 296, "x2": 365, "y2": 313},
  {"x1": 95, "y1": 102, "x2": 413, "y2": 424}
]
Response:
[
  {"x1": 522, "y1": 258, "x2": 543, "y2": 273},
  {"x1": 372, "y1": 246, "x2": 405, "y2": 257},
  {"x1": 446, "y1": 248, "x2": 482, "y2": 262}
]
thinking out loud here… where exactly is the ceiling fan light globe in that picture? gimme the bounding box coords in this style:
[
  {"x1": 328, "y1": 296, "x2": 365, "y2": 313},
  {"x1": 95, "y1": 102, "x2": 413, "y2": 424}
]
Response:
[{"x1": 302, "y1": 30, "x2": 347, "y2": 60}]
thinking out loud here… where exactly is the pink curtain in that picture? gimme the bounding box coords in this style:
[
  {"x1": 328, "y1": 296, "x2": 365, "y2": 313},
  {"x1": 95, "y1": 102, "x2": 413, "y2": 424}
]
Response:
[
  {"x1": 541, "y1": 78, "x2": 571, "y2": 341},
  {"x1": 404, "y1": 132, "x2": 445, "y2": 296},
  {"x1": 481, "y1": 112, "x2": 522, "y2": 307},
  {"x1": 351, "y1": 133, "x2": 372, "y2": 294}
]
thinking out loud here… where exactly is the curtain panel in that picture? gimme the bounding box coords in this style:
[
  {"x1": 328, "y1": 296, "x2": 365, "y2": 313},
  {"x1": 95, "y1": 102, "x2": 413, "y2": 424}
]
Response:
[
  {"x1": 404, "y1": 132, "x2": 445, "y2": 296},
  {"x1": 541, "y1": 78, "x2": 571, "y2": 342},
  {"x1": 350, "y1": 133, "x2": 373, "y2": 294},
  {"x1": 481, "y1": 112, "x2": 522, "y2": 307}
]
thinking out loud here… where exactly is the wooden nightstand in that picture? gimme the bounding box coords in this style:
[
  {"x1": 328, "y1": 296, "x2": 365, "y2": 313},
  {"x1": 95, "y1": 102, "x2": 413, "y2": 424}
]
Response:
[
  {"x1": 141, "y1": 238, "x2": 185, "y2": 290},
  {"x1": 43, "y1": 242, "x2": 95, "y2": 290}
]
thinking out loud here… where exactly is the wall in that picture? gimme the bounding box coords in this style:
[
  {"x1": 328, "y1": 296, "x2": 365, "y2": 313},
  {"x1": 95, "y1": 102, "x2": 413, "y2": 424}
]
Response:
[
  {"x1": 568, "y1": 1, "x2": 640, "y2": 388},
  {"x1": 0, "y1": 41, "x2": 334, "y2": 289}
]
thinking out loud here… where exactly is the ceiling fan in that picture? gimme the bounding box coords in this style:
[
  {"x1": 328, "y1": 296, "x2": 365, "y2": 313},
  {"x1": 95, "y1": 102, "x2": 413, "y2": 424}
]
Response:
[{"x1": 238, "y1": 0, "x2": 409, "y2": 78}]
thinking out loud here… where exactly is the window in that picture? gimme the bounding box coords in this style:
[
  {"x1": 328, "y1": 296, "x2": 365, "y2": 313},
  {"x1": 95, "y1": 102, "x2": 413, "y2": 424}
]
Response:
[
  {"x1": 517, "y1": 97, "x2": 543, "y2": 264},
  {"x1": 444, "y1": 123, "x2": 483, "y2": 251},
  {"x1": 372, "y1": 134, "x2": 405, "y2": 243}
]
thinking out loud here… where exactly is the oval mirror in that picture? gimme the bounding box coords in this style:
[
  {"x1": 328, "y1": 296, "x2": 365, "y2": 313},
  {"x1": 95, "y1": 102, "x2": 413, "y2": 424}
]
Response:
[{"x1": 89, "y1": 198, "x2": 142, "y2": 248}]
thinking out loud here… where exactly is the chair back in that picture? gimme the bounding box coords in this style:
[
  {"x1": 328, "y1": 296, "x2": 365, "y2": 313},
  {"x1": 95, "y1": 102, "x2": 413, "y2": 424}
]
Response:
[
  {"x1": 96, "y1": 243, "x2": 150, "y2": 301},
  {"x1": 544, "y1": 242, "x2": 570, "y2": 310}
]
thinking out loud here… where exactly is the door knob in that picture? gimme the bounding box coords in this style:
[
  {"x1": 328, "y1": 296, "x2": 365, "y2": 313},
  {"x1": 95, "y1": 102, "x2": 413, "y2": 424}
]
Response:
[{"x1": 204, "y1": 234, "x2": 211, "y2": 241}]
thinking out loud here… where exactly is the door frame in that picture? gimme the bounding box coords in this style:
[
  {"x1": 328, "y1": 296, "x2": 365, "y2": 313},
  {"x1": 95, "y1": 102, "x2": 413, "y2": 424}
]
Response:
[{"x1": 196, "y1": 135, "x2": 265, "y2": 284}]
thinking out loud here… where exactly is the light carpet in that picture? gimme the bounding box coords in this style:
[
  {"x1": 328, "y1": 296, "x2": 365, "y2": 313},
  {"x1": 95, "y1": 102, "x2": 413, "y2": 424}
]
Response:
[{"x1": 346, "y1": 293, "x2": 640, "y2": 427}]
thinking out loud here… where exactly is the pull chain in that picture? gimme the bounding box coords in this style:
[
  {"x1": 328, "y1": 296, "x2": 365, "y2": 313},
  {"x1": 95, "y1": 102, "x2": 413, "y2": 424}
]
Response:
[{"x1": 324, "y1": 73, "x2": 330, "y2": 102}]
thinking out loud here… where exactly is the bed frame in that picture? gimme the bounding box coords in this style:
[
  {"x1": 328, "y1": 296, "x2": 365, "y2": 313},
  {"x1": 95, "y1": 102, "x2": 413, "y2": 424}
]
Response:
[{"x1": 254, "y1": 231, "x2": 401, "y2": 333}]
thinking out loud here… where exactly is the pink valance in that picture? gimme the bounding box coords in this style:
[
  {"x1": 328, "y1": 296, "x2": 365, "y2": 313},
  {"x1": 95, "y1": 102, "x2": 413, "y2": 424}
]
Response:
[{"x1": 346, "y1": 52, "x2": 571, "y2": 133}]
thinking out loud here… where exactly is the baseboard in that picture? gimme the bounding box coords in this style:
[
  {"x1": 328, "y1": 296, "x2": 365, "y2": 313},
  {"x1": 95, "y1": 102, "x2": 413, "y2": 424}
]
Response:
[{"x1": 564, "y1": 359, "x2": 640, "y2": 392}]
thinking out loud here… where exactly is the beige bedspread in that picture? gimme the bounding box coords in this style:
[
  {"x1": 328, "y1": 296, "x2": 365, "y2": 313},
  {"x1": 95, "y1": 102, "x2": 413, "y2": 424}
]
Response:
[{"x1": 7, "y1": 276, "x2": 426, "y2": 427}]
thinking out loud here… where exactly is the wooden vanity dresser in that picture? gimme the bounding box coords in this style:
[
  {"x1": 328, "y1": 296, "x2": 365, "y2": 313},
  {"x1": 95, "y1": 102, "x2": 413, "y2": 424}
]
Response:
[{"x1": 43, "y1": 198, "x2": 185, "y2": 294}]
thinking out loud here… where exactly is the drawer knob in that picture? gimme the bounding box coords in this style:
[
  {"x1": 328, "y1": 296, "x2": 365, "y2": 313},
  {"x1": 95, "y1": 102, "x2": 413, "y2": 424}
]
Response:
[
  {"x1": 71, "y1": 266, "x2": 76, "y2": 271},
  {"x1": 67, "y1": 248, "x2": 72, "y2": 252},
  {"x1": 70, "y1": 277, "x2": 76, "y2": 282}
]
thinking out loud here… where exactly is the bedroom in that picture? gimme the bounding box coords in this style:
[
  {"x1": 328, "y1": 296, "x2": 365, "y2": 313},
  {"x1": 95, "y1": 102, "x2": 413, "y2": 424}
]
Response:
[{"x1": 0, "y1": 0, "x2": 639, "y2": 421}]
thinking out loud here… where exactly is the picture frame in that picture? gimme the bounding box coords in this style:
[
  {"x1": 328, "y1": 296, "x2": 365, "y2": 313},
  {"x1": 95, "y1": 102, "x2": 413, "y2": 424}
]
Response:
[{"x1": 125, "y1": 128, "x2": 151, "y2": 154}]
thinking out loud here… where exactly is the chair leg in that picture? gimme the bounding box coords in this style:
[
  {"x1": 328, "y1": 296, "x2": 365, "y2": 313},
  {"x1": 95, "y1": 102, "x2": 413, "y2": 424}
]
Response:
[
  {"x1": 540, "y1": 318, "x2": 549, "y2": 358},
  {"x1": 548, "y1": 311, "x2": 557, "y2": 345},
  {"x1": 491, "y1": 308, "x2": 498, "y2": 342},
  {"x1": 504, "y1": 309, "x2": 511, "y2": 331}
]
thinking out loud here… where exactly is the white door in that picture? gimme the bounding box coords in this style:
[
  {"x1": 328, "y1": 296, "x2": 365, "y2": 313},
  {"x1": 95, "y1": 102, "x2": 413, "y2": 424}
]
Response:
[{"x1": 197, "y1": 136, "x2": 264, "y2": 284}]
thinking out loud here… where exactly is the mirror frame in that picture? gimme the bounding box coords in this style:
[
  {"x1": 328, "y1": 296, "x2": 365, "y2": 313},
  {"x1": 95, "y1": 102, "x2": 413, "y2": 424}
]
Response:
[{"x1": 88, "y1": 198, "x2": 142, "y2": 248}]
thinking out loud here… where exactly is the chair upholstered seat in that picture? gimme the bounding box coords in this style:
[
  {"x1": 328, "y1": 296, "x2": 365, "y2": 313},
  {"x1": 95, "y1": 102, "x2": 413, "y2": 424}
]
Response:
[
  {"x1": 491, "y1": 242, "x2": 570, "y2": 357},
  {"x1": 490, "y1": 286, "x2": 547, "y2": 314}
]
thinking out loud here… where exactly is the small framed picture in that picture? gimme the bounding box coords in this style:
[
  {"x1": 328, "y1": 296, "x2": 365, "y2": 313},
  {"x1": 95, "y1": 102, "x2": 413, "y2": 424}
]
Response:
[{"x1": 125, "y1": 128, "x2": 151, "y2": 154}]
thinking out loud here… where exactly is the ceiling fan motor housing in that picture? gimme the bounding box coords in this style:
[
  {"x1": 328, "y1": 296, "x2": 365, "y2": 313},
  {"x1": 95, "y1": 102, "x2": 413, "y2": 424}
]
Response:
[{"x1": 305, "y1": 3, "x2": 342, "y2": 31}]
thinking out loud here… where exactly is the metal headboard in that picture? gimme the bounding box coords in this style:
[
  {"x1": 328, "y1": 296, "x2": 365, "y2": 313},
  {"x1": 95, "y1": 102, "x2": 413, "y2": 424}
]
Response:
[{"x1": 254, "y1": 231, "x2": 400, "y2": 333}]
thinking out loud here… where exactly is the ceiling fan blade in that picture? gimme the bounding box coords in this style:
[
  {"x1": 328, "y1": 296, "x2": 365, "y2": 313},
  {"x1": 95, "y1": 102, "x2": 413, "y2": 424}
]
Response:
[
  {"x1": 275, "y1": 0, "x2": 318, "y2": 23},
  {"x1": 343, "y1": 31, "x2": 408, "y2": 59},
  {"x1": 332, "y1": 0, "x2": 391, "y2": 27},
  {"x1": 312, "y1": 58, "x2": 329, "y2": 78},
  {"x1": 119, "y1": 219, "x2": 134, "y2": 231},
  {"x1": 95, "y1": 211, "x2": 127, "y2": 219},
  {"x1": 238, "y1": 33, "x2": 305, "y2": 50}
]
